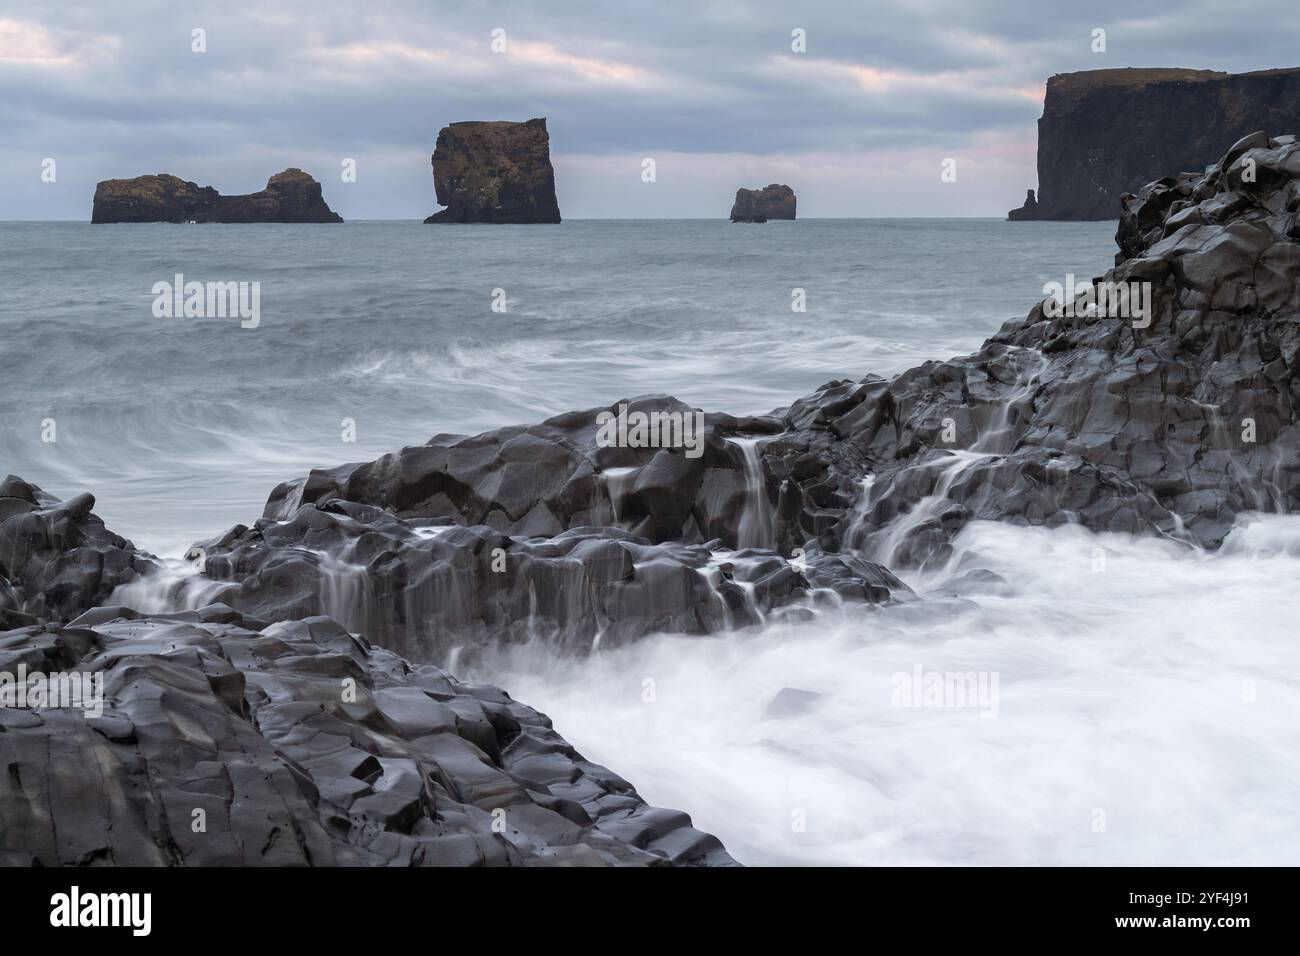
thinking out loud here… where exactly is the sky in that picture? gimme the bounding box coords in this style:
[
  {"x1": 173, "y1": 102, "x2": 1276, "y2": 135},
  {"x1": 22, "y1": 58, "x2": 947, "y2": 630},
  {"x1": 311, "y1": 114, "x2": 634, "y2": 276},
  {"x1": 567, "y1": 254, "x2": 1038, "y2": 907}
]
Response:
[{"x1": 2, "y1": 0, "x2": 1298, "y2": 219}]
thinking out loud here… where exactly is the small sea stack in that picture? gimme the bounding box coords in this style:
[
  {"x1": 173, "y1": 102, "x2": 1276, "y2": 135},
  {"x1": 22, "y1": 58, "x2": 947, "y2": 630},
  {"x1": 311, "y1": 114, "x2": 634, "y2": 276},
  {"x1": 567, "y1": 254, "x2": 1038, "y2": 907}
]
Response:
[{"x1": 730, "y1": 184, "x2": 796, "y2": 222}]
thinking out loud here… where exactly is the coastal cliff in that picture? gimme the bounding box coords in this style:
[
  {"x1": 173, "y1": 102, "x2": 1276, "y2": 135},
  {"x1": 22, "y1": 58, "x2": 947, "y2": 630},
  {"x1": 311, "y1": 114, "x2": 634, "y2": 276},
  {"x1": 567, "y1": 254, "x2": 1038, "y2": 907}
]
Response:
[
  {"x1": 1008, "y1": 67, "x2": 1300, "y2": 220},
  {"x1": 424, "y1": 118, "x2": 561, "y2": 224},
  {"x1": 730, "y1": 184, "x2": 796, "y2": 222},
  {"x1": 91, "y1": 168, "x2": 343, "y2": 223}
]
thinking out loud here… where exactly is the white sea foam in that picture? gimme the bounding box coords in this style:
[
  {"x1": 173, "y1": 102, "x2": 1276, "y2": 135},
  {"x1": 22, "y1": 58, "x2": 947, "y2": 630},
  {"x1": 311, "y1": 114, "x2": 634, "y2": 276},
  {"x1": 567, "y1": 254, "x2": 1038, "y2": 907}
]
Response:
[{"x1": 471, "y1": 516, "x2": 1300, "y2": 866}]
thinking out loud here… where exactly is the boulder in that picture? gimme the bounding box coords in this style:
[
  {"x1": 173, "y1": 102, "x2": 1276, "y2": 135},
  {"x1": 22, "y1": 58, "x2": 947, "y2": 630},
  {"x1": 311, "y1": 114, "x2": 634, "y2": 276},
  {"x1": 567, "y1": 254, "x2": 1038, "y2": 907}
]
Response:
[{"x1": 0, "y1": 476, "x2": 154, "y2": 623}]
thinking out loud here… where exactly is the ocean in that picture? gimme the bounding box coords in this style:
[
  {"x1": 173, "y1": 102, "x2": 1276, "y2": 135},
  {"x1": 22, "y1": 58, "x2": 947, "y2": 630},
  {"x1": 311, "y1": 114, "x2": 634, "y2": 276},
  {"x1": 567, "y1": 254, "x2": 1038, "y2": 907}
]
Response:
[{"x1": 4, "y1": 217, "x2": 1297, "y2": 866}]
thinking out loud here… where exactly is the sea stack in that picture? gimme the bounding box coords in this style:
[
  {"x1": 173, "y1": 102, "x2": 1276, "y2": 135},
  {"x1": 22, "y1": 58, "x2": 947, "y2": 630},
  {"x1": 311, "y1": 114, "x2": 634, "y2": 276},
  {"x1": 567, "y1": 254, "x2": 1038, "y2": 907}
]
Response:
[
  {"x1": 424, "y1": 118, "x2": 561, "y2": 224},
  {"x1": 730, "y1": 184, "x2": 796, "y2": 222},
  {"x1": 1006, "y1": 189, "x2": 1039, "y2": 221},
  {"x1": 91, "y1": 168, "x2": 343, "y2": 223},
  {"x1": 1007, "y1": 66, "x2": 1300, "y2": 220}
]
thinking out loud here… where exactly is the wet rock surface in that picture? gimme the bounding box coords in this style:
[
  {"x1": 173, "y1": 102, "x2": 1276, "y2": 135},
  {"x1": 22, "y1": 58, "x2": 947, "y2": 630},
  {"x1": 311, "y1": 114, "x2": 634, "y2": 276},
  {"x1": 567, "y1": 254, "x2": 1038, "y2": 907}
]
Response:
[
  {"x1": 169, "y1": 506, "x2": 905, "y2": 663},
  {"x1": 91, "y1": 168, "x2": 343, "y2": 223},
  {"x1": 731, "y1": 184, "x2": 796, "y2": 222},
  {"x1": 0, "y1": 476, "x2": 154, "y2": 629},
  {"x1": 423, "y1": 119, "x2": 561, "y2": 224},
  {"x1": 843, "y1": 131, "x2": 1300, "y2": 565},
  {"x1": 0, "y1": 604, "x2": 732, "y2": 865}
]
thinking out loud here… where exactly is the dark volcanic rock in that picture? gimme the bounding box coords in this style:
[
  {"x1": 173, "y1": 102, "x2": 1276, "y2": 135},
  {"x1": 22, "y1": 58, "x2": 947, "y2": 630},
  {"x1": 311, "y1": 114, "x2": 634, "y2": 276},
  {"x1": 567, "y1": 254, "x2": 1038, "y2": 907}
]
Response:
[
  {"x1": 731, "y1": 184, "x2": 796, "y2": 222},
  {"x1": 91, "y1": 168, "x2": 343, "y2": 224},
  {"x1": 167, "y1": 507, "x2": 907, "y2": 663},
  {"x1": 1006, "y1": 189, "x2": 1039, "y2": 221},
  {"x1": 842, "y1": 132, "x2": 1300, "y2": 564},
  {"x1": 263, "y1": 396, "x2": 791, "y2": 546},
  {"x1": 0, "y1": 476, "x2": 154, "y2": 626},
  {"x1": 1008, "y1": 67, "x2": 1300, "y2": 221},
  {"x1": 0, "y1": 605, "x2": 733, "y2": 866},
  {"x1": 424, "y1": 119, "x2": 561, "y2": 224},
  {"x1": 0, "y1": 487, "x2": 735, "y2": 865}
]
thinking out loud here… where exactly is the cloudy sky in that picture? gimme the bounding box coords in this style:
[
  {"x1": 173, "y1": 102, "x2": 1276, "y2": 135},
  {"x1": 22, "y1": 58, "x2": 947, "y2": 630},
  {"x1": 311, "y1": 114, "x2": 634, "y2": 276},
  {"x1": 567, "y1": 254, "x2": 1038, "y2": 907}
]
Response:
[{"x1": 2, "y1": 0, "x2": 1297, "y2": 219}]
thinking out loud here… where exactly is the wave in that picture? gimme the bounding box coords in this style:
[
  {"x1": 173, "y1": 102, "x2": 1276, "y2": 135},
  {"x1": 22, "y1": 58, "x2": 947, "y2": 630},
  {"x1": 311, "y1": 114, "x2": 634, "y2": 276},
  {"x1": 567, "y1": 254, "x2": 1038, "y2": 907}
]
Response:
[{"x1": 469, "y1": 516, "x2": 1300, "y2": 865}]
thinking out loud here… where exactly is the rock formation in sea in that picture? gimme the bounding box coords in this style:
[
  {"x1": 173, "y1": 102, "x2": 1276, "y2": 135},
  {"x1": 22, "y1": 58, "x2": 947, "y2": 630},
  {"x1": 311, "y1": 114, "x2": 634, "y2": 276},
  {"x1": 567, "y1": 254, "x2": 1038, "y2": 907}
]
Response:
[
  {"x1": 423, "y1": 119, "x2": 561, "y2": 224},
  {"x1": 6, "y1": 133, "x2": 1299, "y2": 866},
  {"x1": 1007, "y1": 67, "x2": 1300, "y2": 221},
  {"x1": 730, "y1": 184, "x2": 796, "y2": 222},
  {"x1": 1006, "y1": 189, "x2": 1039, "y2": 222},
  {"x1": 91, "y1": 168, "x2": 344, "y2": 224}
]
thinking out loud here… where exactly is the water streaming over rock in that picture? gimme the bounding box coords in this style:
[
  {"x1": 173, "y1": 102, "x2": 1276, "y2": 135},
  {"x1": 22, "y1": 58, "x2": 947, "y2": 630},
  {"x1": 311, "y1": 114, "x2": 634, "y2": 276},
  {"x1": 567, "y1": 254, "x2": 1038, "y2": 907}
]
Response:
[{"x1": 727, "y1": 436, "x2": 774, "y2": 550}]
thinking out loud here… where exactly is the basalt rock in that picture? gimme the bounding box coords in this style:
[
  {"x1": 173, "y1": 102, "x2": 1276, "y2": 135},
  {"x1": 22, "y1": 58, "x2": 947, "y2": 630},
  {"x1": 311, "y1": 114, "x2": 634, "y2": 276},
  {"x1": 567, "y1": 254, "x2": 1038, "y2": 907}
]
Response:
[
  {"x1": 0, "y1": 605, "x2": 733, "y2": 866},
  {"x1": 837, "y1": 132, "x2": 1300, "y2": 564},
  {"x1": 263, "y1": 396, "x2": 788, "y2": 547},
  {"x1": 424, "y1": 119, "x2": 561, "y2": 224},
  {"x1": 731, "y1": 184, "x2": 796, "y2": 222},
  {"x1": 91, "y1": 168, "x2": 343, "y2": 224},
  {"x1": 1006, "y1": 189, "x2": 1039, "y2": 222},
  {"x1": 0, "y1": 476, "x2": 154, "y2": 627},
  {"x1": 0, "y1": 485, "x2": 736, "y2": 866},
  {"x1": 1007, "y1": 68, "x2": 1300, "y2": 221},
  {"x1": 157, "y1": 504, "x2": 906, "y2": 664}
]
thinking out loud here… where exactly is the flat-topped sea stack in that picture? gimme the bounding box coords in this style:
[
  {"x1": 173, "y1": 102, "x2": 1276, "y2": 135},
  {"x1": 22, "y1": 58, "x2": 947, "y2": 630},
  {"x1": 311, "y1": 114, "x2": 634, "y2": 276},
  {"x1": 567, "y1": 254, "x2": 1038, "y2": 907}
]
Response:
[
  {"x1": 1008, "y1": 67, "x2": 1300, "y2": 221},
  {"x1": 731, "y1": 184, "x2": 796, "y2": 222},
  {"x1": 91, "y1": 168, "x2": 343, "y2": 224},
  {"x1": 424, "y1": 118, "x2": 561, "y2": 224}
]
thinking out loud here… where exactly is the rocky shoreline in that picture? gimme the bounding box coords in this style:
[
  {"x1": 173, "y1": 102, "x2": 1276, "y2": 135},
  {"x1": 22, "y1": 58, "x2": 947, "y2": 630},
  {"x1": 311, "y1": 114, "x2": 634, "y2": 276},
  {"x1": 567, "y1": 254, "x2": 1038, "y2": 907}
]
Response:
[{"x1": 5, "y1": 133, "x2": 1299, "y2": 865}]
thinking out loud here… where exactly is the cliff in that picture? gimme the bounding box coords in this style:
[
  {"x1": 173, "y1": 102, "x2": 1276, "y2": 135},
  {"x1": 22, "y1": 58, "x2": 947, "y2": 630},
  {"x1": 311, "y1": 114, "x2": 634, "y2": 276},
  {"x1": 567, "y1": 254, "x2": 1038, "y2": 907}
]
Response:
[
  {"x1": 424, "y1": 118, "x2": 561, "y2": 224},
  {"x1": 91, "y1": 168, "x2": 343, "y2": 223},
  {"x1": 731, "y1": 184, "x2": 796, "y2": 222},
  {"x1": 1008, "y1": 67, "x2": 1300, "y2": 221}
]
